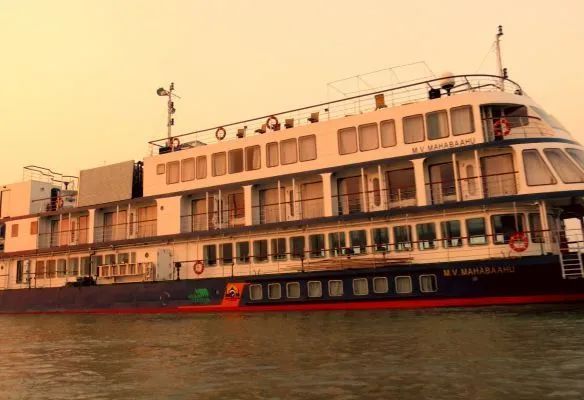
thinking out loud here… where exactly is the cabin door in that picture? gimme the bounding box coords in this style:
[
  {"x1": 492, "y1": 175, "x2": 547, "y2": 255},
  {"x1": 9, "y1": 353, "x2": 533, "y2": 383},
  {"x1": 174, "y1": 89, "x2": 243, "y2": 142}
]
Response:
[{"x1": 337, "y1": 176, "x2": 362, "y2": 215}]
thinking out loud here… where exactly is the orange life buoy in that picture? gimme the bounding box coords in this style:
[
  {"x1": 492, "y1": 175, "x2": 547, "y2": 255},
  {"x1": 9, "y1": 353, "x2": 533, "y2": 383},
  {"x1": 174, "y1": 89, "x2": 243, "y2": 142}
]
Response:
[
  {"x1": 215, "y1": 127, "x2": 227, "y2": 141},
  {"x1": 509, "y1": 232, "x2": 529, "y2": 252},
  {"x1": 193, "y1": 261, "x2": 205, "y2": 275},
  {"x1": 493, "y1": 118, "x2": 511, "y2": 137},
  {"x1": 266, "y1": 115, "x2": 279, "y2": 130}
]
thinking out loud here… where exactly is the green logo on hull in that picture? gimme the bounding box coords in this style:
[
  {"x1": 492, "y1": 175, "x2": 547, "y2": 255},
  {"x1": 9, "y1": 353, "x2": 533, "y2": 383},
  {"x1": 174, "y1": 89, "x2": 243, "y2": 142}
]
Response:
[{"x1": 188, "y1": 288, "x2": 211, "y2": 304}]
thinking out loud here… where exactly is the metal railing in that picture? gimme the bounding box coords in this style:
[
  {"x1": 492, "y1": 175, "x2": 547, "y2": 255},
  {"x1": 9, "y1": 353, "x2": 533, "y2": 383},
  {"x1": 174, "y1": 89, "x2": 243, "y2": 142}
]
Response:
[
  {"x1": 30, "y1": 194, "x2": 78, "y2": 214},
  {"x1": 38, "y1": 227, "x2": 90, "y2": 249},
  {"x1": 94, "y1": 219, "x2": 157, "y2": 243},
  {"x1": 180, "y1": 208, "x2": 246, "y2": 233}
]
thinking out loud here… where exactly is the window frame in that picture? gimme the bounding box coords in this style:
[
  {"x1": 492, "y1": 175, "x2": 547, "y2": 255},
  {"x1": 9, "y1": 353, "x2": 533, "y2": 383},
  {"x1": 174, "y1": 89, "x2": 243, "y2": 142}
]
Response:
[
  {"x1": 328, "y1": 280, "x2": 344, "y2": 297},
  {"x1": 450, "y1": 105, "x2": 475, "y2": 136},
  {"x1": 268, "y1": 283, "x2": 281, "y2": 300},
  {"x1": 245, "y1": 145, "x2": 261, "y2": 171},
  {"x1": 249, "y1": 284, "x2": 263, "y2": 301},
  {"x1": 358, "y1": 123, "x2": 379, "y2": 151},
  {"x1": 228, "y1": 148, "x2": 244, "y2": 174},
  {"x1": 181, "y1": 157, "x2": 195, "y2": 182},
  {"x1": 166, "y1": 161, "x2": 180, "y2": 184},
  {"x1": 352, "y1": 278, "x2": 369, "y2": 296},
  {"x1": 266, "y1": 142, "x2": 279, "y2": 168},
  {"x1": 286, "y1": 282, "x2": 301, "y2": 299},
  {"x1": 380, "y1": 119, "x2": 397, "y2": 148},
  {"x1": 395, "y1": 276, "x2": 413, "y2": 294},
  {"x1": 372, "y1": 277, "x2": 389, "y2": 294},
  {"x1": 403, "y1": 114, "x2": 425, "y2": 144},
  {"x1": 298, "y1": 134, "x2": 317, "y2": 162},
  {"x1": 211, "y1": 152, "x2": 227, "y2": 177},
  {"x1": 338, "y1": 127, "x2": 358, "y2": 155},
  {"x1": 419, "y1": 274, "x2": 438, "y2": 293},
  {"x1": 426, "y1": 109, "x2": 450, "y2": 140},
  {"x1": 280, "y1": 138, "x2": 298, "y2": 165},
  {"x1": 307, "y1": 281, "x2": 323, "y2": 298}
]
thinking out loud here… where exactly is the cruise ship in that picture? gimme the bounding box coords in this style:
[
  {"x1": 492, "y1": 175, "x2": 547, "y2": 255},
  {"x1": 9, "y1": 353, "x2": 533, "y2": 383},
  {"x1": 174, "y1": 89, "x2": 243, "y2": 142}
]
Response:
[{"x1": 1, "y1": 67, "x2": 584, "y2": 314}]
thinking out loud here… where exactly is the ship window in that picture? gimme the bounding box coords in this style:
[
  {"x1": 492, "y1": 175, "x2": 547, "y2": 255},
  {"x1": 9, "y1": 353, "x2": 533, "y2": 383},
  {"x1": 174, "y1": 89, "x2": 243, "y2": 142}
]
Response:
[
  {"x1": 105, "y1": 254, "x2": 116, "y2": 265},
  {"x1": 271, "y1": 238, "x2": 287, "y2": 261},
  {"x1": 338, "y1": 127, "x2": 358, "y2": 155},
  {"x1": 268, "y1": 283, "x2": 281, "y2": 300},
  {"x1": 492, "y1": 214, "x2": 524, "y2": 244},
  {"x1": 529, "y1": 213, "x2": 544, "y2": 243},
  {"x1": 236, "y1": 241, "x2": 250, "y2": 264},
  {"x1": 416, "y1": 223, "x2": 437, "y2": 250},
  {"x1": 380, "y1": 120, "x2": 397, "y2": 147},
  {"x1": 166, "y1": 161, "x2": 180, "y2": 184},
  {"x1": 228, "y1": 149, "x2": 244, "y2": 174},
  {"x1": 68, "y1": 258, "x2": 79, "y2": 276},
  {"x1": 266, "y1": 142, "x2": 279, "y2": 167},
  {"x1": 466, "y1": 217, "x2": 487, "y2": 245},
  {"x1": 46, "y1": 260, "x2": 56, "y2": 278},
  {"x1": 393, "y1": 225, "x2": 412, "y2": 251},
  {"x1": 309, "y1": 234, "x2": 325, "y2": 258},
  {"x1": 328, "y1": 232, "x2": 347, "y2": 257},
  {"x1": 441, "y1": 220, "x2": 462, "y2": 248},
  {"x1": 212, "y1": 152, "x2": 226, "y2": 176},
  {"x1": 35, "y1": 260, "x2": 46, "y2": 279},
  {"x1": 531, "y1": 106, "x2": 567, "y2": 130},
  {"x1": 522, "y1": 150, "x2": 556, "y2": 186},
  {"x1": 280, "y1": 138, "x2": 298, "y2": 165},
  {"x1": 203, "y1": 244, "x2": 217, "y2": 266},
  {"x1": 395, "y1": 276, "x2": 412, "y2": 294},
  {"x1": 11, "y1": 224, "x2": 18, "y2": 238},
  {"x1": 253, "y1": 240, "x2": 268, "y2": 263},
  {"x1": 328, "y1": 280, "x2": 344, "y2": 297},
  {"x1": 371, "y1": 227, "x2": 390, "y2": 252},
  {"x1": 220, "y1": 243, "x2": 233, "y2": 265},
  {"x1": 249, "y1": 284, "x2": 263, "y2": 301},
  {"x1": 307, "y1": 281, "x2": 322, "y2": 298},
  {"x1": 543, "y1": 148, "x2": 584, "y2": 183},
  {"x1": 181, "y1": 158, "x2": 195, "y2": 182},
  {"x1": 57, "y1": 259, "x2": 67, "y2": 277},
  {"x1": 80, "y1": 257, "x2": 91, "y2": 276},
  {"x1": 451, "y1": 105, "x2": 475, "y2": 135},
  {"x1": 30, "y1": 221, "x2": 38, "y2": 235},
  {"x1": 420, "y1": 275, "x2": 438, "y2": 293},
  {"x1": 156, "y1": 163, "x2": 165, "y2": 175},
  {"x1": 196, "y1": 156, "x2": 207, "y2": 179},
  {"x1": 566, "y1": 148, "x2": 584, "y2": 170},
  {"x1": 426, "y1": 110, "x2": 449, "y2": 140},
  {"x1": 387, "y1": 168, "x2": 416, "y2": 204},
  {"x1": 117, "y1": 253, "x2": 129, "y2": 264},
  {"x1": 286, "y1": 282, "x2": 300, "y2": 298},
  {"x1": 245, "y1": 145, "x2": 261, "y2": 171},
  {"x1": 403, "y1": 114, "x2": 425, "y2": 144},
  {"x1": 299, "y1": 135, "x2": 317, "y2": 161},
  {"x1": 373, "y1": 277, "x2": 389, "y2": 294},
  {"x1": 350, "y1": 230, "x2": 367, "y2": 255},
  {"x1": 290, "y1": 236, "x2": 305, "y2": 260},
  {"x1": 353, "y1": 278, "x2": 369, "y2": 296},
  {"x1": 372, "y1": 178, "x2": 381, "y2": 206},
  {"x1": 358, "y1": 123, "x2": 379, "y2": 151}
]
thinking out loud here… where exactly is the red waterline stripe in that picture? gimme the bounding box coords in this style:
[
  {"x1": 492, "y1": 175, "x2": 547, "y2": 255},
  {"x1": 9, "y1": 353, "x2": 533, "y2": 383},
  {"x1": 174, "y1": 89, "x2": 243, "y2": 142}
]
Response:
[{"x1": 4, "y1": 293, "x2": 584, "y2": 315}]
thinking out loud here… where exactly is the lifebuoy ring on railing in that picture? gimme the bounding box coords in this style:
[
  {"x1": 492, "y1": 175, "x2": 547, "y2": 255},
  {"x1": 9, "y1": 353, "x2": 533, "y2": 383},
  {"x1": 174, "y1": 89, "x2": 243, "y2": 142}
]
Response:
[
  {"x1": 493, "y1": 118, "x2": 511, "y2": 137},
  {"x1": 266, "y1": 115, "x2": 279, "y2": 130},
  {"x1": 193, "y1": 261, "x2": 205, "y2": 275},
  {"x1": 215, "y1": 127, "x2": 227, "y2": 141},
  {"x1": 509, "y1": 232, "x2": 529, "y2": 252}
]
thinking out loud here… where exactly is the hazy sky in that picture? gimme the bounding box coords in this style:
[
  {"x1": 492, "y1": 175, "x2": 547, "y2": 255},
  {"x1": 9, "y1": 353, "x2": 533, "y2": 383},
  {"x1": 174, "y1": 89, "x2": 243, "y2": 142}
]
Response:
[{"x1": 1, "y1": 0, "x2": 583, "y2": 184}]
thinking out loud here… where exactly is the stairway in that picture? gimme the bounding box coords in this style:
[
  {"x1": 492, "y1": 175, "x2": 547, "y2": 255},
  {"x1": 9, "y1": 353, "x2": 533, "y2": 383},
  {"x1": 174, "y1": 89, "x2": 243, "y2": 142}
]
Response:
[{"x1": 560, "y1": 241, "x2": 584, "y2": 279}]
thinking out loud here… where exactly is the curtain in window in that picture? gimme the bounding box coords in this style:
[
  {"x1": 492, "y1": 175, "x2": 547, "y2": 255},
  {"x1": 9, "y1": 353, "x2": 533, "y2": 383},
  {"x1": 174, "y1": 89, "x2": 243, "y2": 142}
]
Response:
[
  {"x1": 228, "y1": 149, "x2": 244, "y2": 174},
  {"x1": 380, "y1": 120, "x2": 396, "y2": 147},
  {"x1": 212, "y1": 153, "x2": 226, "y2": 176},
  {"x1": 358, "y1": 124, "x2": 379, "y2": 151},
  {"x1": 426, "y1": 111, "x2": 449, "y2": 140},
  {"x1": 300, "y1": 181, "x2": 323, "y2": 219},
  {"x1": 245, "y1": 146, "x2": 261, "y2": 170},
  {"x1": 338, "y1": 127, "x2": 357, "y2": 154},
  {"x1": 299, "y1": 135, "x2": 317, "y2": 161},
  {"x1": 266, "y1": 142, "x2": 279, "y2": 167},
  {"x1": 395, "y1": 277, "x2": 412, "y2": 293},
  {"x1": 280, "y1": 139, "x2": 298, "y2": 165},
  {"x1": 403, "y1": 115, "x2": 424, "y2": 143},
  {"x1": 451, "y1": 106, "x2": 474, "y2": 135},
  {"x1": 196, "y1": 156, "x2": 207, "y2": 179}
]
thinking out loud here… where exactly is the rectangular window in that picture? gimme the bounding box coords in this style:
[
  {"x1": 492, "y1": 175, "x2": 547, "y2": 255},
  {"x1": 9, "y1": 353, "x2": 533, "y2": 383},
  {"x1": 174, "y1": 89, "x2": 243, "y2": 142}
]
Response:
[
  {"x1": 271, "y1": 238, "x2": 287, "y2": 261},
  {"x1": 16, "y1": 261, "x2": 23, "y2": 284},
  {"x1": 228, "y1": 149, "x2": 244, "y2": 174},
  {"x1": 328, "y1": 232, "x2": 347, "y2": 257},
  {"x1": 46, "y1": 260, "x2": 56, "y2": 278},
  {"x1": 529, "y1": 213, "x2": 544, "y2": 243},
  {"x1": 451, "y1": 105, "x2": 474, "y2": 135},
  {"x1": 492, "y1": 214, "x2": 524, "y2": 244},
  {"x1": 105, "y1": 254, "x2": 116, "y2": 265},
  {"x1": 416, "y1": 223, "x2": 437, "y2": 250},
  {"x1": 566, "y1": 148, "x2": 584, "y2": 170},
  {"x1": 11, "y1": 224, "x2": 18, "y2": 238},
  {"x1": 328, "y1": 280, "x2": 344, "y2": 297},
  {"x1": 196, "y1": 156, "x2": 207, "y2": 179},
  {"x1": 266, "y1": 142, "x2": 279, "y2": 167},
  {"x1": 166, "y1": 161, "x2": 180, "y2": 184},
  {"x1": 280, "y1": 138, "x2": 298, "y2": 165},
  {"x1": 156, "y1": 163, "x2": 165, "y2": 175},
  {"x1": 358, "y1": 123, "x2": 379, "y2": 151},
  {"x1": 35, "y1": 260, "x2": 45, "y2": 279},
  {"x1": 523, "y1": 150, "x2": 556, "y2": 186},
  {"x1": 309, "y1": 234, "x2": 325, "y2": 258},
  {"x1": 420, "y1": 275, "x2": 438, "y2": 293},
  {"x1": 466, "y1": 218, "x2": 487, "y2": 245},
  {"x1": 203, "y1": 244, "x2": 217, "y2": 266},
  {"x1": 57, "y1": 259, "x2": 67, "y2": 277},
  {"x1": 249, "y1": 284, "x2": 263, "y2": 301},
  {"x1": 371, "y1": 228, "x2": 390, "y2": 252},
  {"x1": 298, "y1": 135, "x2": 317, "y2": 162},
  {"x1": 290, "y1": 236, "x2": 305, "y2": 260},
  {"x1": 393, "y1": 225, "x2": 412, "y2": 251},
  {"x1": 308, "y1": 281, "x2": 322, "y2": 298},
  {"x1": 245, "y1": 145, "x2": 261, "y2": 171},
  {"x1": 352, "y1": 278, "x2": 369, "y2": 295},
  {"x1": 236, "y1": 242, "x2": 250, "y2": 264},
  {"x1": 373, "y1": 277, "x2": 389, "y2": 293},
  {"x1": 349, "y1": 230, "x2": 367, "y2": 255},
  {"x1": 286, "y1": 282, "x2": 300, "y2": 298},
  {"x1": 117, "y1": 253, "x2": 129, "y2": 264},
  {"x1": 181, "y1": 158, "x2": 195, "y2": 182},
  {"x1": 68, "y1": 258, "x2": 79, "y2": 276},
  {"x1": 543, "y1": 148, "x2": 584, "y2": 183},
  {"x1": 426, "y1": 110, "x2": 449, "y2": 140},
  {"x1": 380, "y1": 120, "x2": 396, "y2": 147},
  {"x1": 30, "y1": 221, "x2": 38, "y2": 235},
  {"x1": 441, "y1": 220, "x2": 462, "y2": 247},
  {"x1": 338, "y1": 127, "x2": 358, "y2": 155},
  {"x1": 220, "y1": 243, "x2": 233, "y2": 265},
  {"x1": 80, "y1": 257, "x2": 91, "y2": 276},
  {"x1": 253, "y1": 240, "x2": 268, "y2": 263},
  {"x1": 395, "y1": 276, "x2": 412, "y2": 294},
  {"x1": 403, "y1": 115, "x2": 425, "y2": 144},
  {"x1": 212, "y1": 152, "x2": 226, "y2": 176},
  {"x1": 268, "y1": 283, "x2": 281, "y2": 300}
]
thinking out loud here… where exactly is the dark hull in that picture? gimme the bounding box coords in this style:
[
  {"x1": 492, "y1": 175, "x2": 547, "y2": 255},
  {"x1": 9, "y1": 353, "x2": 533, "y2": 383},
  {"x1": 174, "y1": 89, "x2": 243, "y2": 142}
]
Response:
[{"x1": 2, "y1": 255, "x2": 584, "y2": 314}]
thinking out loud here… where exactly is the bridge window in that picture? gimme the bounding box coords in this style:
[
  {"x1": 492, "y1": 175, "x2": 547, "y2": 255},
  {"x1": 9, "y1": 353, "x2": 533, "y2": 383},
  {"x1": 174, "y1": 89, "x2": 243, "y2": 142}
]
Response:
[
  {"x1": 245, "y1": 145, "x2": 261, "y2": 171},
  {"x1": 299, "y1": 135, "x2": 317, "y2": 161},
  {"x1": 353, "y1": 278, "x2": 369, "y2": 295},
  {"x1": 451, "y1": 105, "x2": 474, "y2": 135},
  {"x1": 338, "y1": 127, "x2": 358, "y2": 154},
  {"x1": 403, "y1": 114, "x2": 425, "y2": 144},
  {"x1": 271, "y1": 238, "x2": 287, "y2": 261},
  {"x1": 466, "y1": 217, "x2": 487, "y2": 245},
  {"x1": 371, "y1": 227, "x2": 390, "y2": 252},
  {"x1": 416, "y1": 223, "x2": 437, "y2": 250},
  {"x1": 492, "y1": 214, "x2": 524, "y2": 245},
  {"x1": 543, "y1": 148, "x2": 584, "y2": 184},
  {"x1": 380, "y1": 120, "x2": 396, "y2": 147},
  {"x1": 249, "y1": 284, "x2": 263, "y2": 301},
  {"x1": 395, "y1": 276, "x2": 412, "y2": 294},
  {"x1": 212, "y1": 152, "x2": 226, "y2": 176},
  {"x1": 441, "y1": 220, "x2": 462, "y2": 248},
  {"x1": 566, "y1": 148, "x2": 584, "y2": 171},
  {"x1": 426, "y1": 110, "x2": 449, "y2": 140},
  {"x1": 522, "y1": 150, "x2": 556, "y2": 186},
  {"x1": 286, "y1": 282, "x2": 300, "y2": 298},
  {"x1": 358, "y1": 123, "x2": 379, "y2": 151},
  {"x1": 280, "y1": 138, "x2": 298, "y2": 165},
  {"x1": 420, "y1": 275, "x2": 437, "y2": 293},
  {"x1": 308, "y1": 281, "x2": 322, "y2": 298},
  {"x1": 393, "y1": 225, "x2": 412, "y2": 251},
  {"x1": 266, "y1": 142, "x2": 279, "y2": 167},
  {"x1": 373, "y1": 277, "x2": 389, "y2": 294},
  {"x1": 268, "y1": 283, "x2": 281, "y2": 300},
  {"x1": 166, "y1": 161, "x2": 180, "y2": 184},
  {"x1": 228, "y1": 149, "x2": 244, "y2": 174},
  {"x1": 181, "y1": 158, "x2": 195, "y2": 182},
  {"x1": 196, "y1": 156, "x2": 207, "y2": 179},
  {"x1": 328, "y1": 280, "x2": 344, "y2": 297}
]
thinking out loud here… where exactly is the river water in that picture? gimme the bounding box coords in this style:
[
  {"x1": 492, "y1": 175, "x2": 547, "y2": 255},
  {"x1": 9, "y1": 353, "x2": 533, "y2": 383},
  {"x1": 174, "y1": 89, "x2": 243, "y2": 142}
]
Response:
[{"x1": 1, "y1": 306, "x2": 584, "y2": 400}]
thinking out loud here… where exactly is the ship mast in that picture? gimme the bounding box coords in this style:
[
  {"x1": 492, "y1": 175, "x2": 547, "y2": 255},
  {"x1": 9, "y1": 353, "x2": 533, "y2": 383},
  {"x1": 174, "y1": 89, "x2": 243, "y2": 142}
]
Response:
[
  {"x1": 495, "y1": 25, "x2": 505, "y2": 90},
  {"x1": 156, "y1": 83, "x2": 178, "y2": 150}
]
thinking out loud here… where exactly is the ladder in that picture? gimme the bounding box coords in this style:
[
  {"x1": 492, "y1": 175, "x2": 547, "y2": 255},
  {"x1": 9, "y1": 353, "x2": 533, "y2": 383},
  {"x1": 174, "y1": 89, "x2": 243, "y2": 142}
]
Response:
[{"x1": 560, "y1": 241, "x2": 584, "y2": 279}]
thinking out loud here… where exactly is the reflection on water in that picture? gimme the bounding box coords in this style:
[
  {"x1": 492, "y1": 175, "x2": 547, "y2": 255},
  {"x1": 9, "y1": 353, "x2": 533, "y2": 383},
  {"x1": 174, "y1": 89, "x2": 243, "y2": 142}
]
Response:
[{"x1": 2, "y1": 306, "x2": 584, "y2": 399}]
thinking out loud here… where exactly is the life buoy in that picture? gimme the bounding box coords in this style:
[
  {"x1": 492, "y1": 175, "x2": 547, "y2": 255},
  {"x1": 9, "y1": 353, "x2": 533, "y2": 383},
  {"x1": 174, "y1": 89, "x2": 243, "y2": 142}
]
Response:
[
  {"x1": 216, "y1": 127, "x2": 227, "y2": 141},
  {"x1": 493, "y1": 118, "x2": 511, "y2": 137},
  {"x1": 172, "y1": 137, "x2": 180, "y2": 149},
  {"x1": 193, "y1": 261, "x2": 205, "y2": 275},
  {"x1": 509, "y1": 232, "x2": 529, "y2": 252},
  {"x1": 266, "y1": 115, "x2": 279, "y2": 130}
]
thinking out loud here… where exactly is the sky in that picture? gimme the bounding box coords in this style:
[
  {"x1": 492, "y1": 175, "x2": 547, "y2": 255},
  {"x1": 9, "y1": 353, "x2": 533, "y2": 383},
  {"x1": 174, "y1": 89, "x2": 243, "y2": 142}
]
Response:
[{"x1": 0, "y1": 0, "x2": 583, "y2": 184}]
